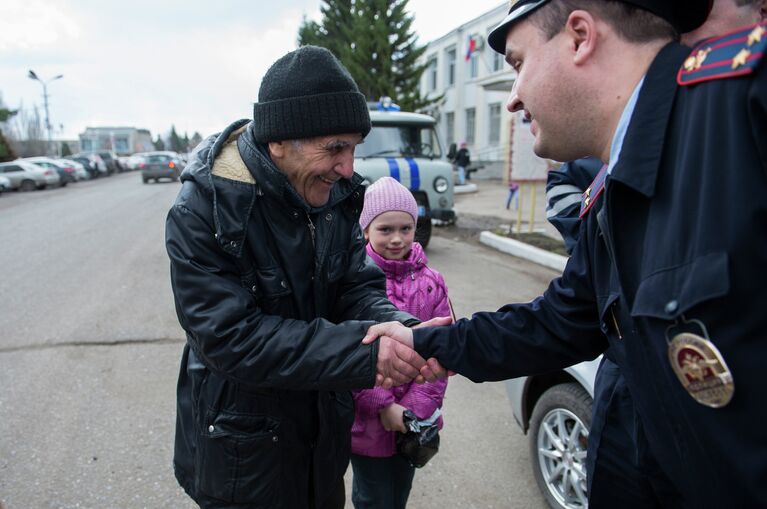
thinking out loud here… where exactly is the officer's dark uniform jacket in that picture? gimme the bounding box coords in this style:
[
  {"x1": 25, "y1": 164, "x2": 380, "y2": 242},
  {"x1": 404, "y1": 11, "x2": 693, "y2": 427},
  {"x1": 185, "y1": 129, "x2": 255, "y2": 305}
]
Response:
[
  {"x1": 166, "y1": 119, "x2": 416, "y2": 508},
  {"x1": 415, "y1": 33, "x2": 767, "y2": 507}
]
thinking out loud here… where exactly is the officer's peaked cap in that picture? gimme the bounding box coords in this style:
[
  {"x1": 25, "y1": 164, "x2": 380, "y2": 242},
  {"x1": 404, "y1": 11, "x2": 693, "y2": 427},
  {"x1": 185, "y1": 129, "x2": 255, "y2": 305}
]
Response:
[{"x1": 488, "y1": 0, "x2": 714, "y2": 54}]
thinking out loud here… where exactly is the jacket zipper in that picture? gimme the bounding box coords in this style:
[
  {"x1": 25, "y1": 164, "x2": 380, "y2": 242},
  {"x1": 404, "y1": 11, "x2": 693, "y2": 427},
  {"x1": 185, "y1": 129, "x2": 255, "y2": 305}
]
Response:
[
  {"x1": 306, "y1": 212, "x2": 316, "y2": 248},
  {"x1": 610, "y1": 305, "x2": 623, "y2": 340}
]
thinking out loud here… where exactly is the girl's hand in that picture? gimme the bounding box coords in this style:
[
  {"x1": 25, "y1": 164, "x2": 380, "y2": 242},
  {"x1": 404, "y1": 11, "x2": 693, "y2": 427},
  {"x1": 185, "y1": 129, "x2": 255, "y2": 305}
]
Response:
[{"x1": 379, "y1": 403, "x2": 407, "y2": 433}]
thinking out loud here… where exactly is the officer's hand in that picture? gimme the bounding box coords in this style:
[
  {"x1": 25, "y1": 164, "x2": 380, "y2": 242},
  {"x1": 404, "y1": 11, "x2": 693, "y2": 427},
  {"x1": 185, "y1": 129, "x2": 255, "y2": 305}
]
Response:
[
  {"x1": 421, "y1": 357, "x2": 452, "y2": 381},
  {"x1": 362, "y1": 321, "x2": 413, "y2": 347},
  {"x1": 413, "y1": 316, "x2": 453, "y2": 329}
]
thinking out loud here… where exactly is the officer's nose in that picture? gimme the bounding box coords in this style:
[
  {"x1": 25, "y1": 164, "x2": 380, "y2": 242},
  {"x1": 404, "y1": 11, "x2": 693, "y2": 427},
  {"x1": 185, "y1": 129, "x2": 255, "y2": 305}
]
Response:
[{"x1": 507, "y1": 78, "x2": 523, "y2": 113}]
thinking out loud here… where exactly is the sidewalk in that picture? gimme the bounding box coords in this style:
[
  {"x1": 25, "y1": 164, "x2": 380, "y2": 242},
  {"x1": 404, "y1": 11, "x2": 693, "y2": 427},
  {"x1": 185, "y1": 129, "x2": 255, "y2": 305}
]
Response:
[
  {"x1": 453, "y1": 179, "x2": 559, "y2": 238},
  {"x1": 451, "y1": 179, "x2": 569, "y2": 272}
]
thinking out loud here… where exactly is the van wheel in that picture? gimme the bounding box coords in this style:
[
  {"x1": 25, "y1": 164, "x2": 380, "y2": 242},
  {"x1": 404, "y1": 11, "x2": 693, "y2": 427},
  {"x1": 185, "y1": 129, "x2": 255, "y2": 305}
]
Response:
[
  {"x1": 21, "y1": 180, "x2": 36, "y2": 192},
  {"x1": 415, "y1": 215, "x2": 432, "y2": 248},
  {"x1": 529, "y1": 383, "x2": 592, "y2": 509}
]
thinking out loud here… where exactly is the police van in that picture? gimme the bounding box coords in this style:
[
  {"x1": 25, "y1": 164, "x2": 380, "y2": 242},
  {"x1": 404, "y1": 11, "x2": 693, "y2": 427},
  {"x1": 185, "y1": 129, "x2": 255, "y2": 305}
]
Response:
[{"x1": 354, "y1": 100, "x2": 455, "y2": 248}]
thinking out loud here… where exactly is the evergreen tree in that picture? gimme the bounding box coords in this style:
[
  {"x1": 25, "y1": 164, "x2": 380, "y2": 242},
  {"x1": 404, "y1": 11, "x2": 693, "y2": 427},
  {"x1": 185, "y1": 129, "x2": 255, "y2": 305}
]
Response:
[
  {"x1": 154, "y1": 135, "x2": 166, "y2": 151},
  {"x1": 298, "y1": 1, "x2": 355, "y2": 60},
  {"x1": 189, "y1": 131, "x2": 203, "y2": 151},
  {"x1": 182, "y1": 132, "x2": 190, "y2": 153},
  {"x1": 0, "y1": 129, "x2": 15, "y2": 162},
  {"x1": 169, "y1": 125, "x2": 184, "y2": 153},
  {"x1": 60, "y1": 142, "x2": 72, "y2": 157},
  {"x1": 0, "y1": 101, "x2": 17, "y2": 162},
  {"x1": 298, "y1": 0, "x2": 434, "y2": 111}
]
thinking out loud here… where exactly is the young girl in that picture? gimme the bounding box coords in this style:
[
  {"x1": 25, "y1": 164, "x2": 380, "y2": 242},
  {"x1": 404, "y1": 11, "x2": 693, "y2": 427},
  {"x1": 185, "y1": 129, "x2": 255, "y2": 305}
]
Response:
[{"x1": 351, "y1": 176, "x2": 451, "y2": 509}]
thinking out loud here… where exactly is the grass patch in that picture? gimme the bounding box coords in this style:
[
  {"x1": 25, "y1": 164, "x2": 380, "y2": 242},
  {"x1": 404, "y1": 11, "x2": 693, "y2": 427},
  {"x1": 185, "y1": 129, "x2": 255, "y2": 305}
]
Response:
[{"x1": 493, "y1": 230, "x2": 569, "y2": 257}]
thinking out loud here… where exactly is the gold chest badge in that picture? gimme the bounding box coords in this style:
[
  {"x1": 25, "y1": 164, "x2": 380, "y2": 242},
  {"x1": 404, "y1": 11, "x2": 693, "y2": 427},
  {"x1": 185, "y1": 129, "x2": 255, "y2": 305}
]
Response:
[{"x1": 666, "y1": 319, "x2": 734, "y2": 408}]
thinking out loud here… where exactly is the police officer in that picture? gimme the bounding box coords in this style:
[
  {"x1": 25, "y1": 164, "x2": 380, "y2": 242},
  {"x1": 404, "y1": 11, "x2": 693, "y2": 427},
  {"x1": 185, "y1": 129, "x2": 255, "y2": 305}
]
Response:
[
  {"x1": 365, "y1": 0, "x2": 767, "y2": 505},
  {"x1": 543, "y1": 1, "x2": 767, "y2": 505}
]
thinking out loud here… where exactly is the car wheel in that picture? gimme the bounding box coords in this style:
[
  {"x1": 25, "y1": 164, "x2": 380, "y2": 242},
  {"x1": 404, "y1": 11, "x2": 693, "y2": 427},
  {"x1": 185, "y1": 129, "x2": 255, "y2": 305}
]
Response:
[
  {"x1": 529, "y1": 383, "x2": 592, "y2": 509},
  {"x1": 20, "y1": 180, "x2": 36, "y2": 192},
  {"x1": 142, "y1": 177, "x2": 148, "y2": 184},
  {"x1": 415, "y1": 215, "x2": 432, "y2": 248}
]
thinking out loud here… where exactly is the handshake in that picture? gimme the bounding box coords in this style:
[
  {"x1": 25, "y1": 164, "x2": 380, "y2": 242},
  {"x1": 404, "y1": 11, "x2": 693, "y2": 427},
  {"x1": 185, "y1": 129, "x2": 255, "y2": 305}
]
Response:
[{"x1": 362, "y1": 317, "x2": 453, "y2": 389}]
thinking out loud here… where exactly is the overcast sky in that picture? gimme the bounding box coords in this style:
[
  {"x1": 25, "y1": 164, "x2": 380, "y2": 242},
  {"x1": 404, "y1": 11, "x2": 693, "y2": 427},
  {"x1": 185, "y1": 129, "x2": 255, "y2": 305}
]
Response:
[{"x1": 0, "y1": 0, "x2": 505, "y2": 141}]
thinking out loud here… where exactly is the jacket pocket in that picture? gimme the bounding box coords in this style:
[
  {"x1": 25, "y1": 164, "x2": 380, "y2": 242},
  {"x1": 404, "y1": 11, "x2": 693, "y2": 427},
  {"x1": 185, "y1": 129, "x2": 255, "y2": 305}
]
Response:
[
  {"x1": 253, "y1": 266, "x2": 292, "y2": 315},
  {"x1": 198, "y1": 410, "x2": 282, "y2": 503},
  {"x1": 631, "y1": 252, "x2": 730, "y2": 320},
  {"x1": 326, "y1": 251, "x2": 349, "y2": 283}
]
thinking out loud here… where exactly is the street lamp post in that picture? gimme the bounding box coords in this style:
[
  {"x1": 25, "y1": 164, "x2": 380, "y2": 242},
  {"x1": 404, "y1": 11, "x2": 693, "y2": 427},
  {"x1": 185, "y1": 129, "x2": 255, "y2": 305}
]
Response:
[{"x1": 27, "y1": 69, "x2": 63, "y2": 156}]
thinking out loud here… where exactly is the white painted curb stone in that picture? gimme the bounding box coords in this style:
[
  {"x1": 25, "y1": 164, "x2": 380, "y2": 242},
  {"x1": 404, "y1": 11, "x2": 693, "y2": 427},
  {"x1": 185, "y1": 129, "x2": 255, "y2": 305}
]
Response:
[{"x1": 479, "y1": 231, "x2": 568, "y2": 273}]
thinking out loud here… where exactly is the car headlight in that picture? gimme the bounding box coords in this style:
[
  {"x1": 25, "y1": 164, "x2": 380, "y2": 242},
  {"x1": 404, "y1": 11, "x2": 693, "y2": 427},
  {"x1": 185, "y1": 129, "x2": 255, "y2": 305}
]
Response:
[{"x1": 434, "y1": 176, "x2": 448, "y2": 193}]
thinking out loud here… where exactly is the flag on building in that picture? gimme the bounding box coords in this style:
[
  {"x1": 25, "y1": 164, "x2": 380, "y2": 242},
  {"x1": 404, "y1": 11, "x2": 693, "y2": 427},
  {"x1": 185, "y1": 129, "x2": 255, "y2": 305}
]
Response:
[{"x1": 465, "y1": 35, "x2": 477, "y2": 61}]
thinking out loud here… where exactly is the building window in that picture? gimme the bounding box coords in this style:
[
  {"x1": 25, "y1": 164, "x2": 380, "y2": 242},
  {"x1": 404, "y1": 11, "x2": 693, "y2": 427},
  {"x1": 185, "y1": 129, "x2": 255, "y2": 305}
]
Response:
[
  {"x1": 488, "y1": 103, "x2": 501, "y2": 144},
  {"x1": 427, "y1": 56, "x2": 438, "y2": 91},
  {"x1": 446, "y1": 47, "x2": 456, "y2": 86},
  {"x1": 465, "y1": 107, "x2": 475, "y2": 144},
  {"x1": 446, "y1": 112, "x2": 455, "y2": 147},
  {"x1": 492, "y1": 50, "x2": 504, "y2": 72},
  {"x1": 468, "y1": 51, "x2": 479, "y2": 79}
]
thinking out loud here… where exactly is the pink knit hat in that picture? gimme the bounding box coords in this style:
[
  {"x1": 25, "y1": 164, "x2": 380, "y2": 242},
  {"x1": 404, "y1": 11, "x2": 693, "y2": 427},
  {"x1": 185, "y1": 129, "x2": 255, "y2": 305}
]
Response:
[{"x1": 359, "y1": 177, "x2": 419, "y2": 229}]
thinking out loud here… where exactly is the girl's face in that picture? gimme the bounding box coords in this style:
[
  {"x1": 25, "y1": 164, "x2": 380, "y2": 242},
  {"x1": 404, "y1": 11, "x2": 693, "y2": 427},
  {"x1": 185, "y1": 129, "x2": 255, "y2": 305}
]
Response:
[{"x1": 364, "y1": 211, "x2": 416, "y2": 260}]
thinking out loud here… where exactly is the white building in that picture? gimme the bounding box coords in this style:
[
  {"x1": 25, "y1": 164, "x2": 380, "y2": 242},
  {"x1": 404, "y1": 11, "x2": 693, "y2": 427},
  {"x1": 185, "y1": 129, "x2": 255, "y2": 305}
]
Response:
[
  {"x1": 78, "y1": 127, "x2": 154, "y2": 156},
  {"x1": 418, "y1": 3, "x2": 548, "y2": 182}
]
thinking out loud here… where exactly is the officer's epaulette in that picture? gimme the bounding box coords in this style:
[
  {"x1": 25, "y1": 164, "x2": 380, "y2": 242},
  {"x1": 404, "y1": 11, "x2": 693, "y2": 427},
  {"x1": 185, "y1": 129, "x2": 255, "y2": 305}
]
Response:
[
  {"x1": 579, "y1": 164, "x2": 608, "y2": 218},
  {"x1": 678, "y1": 21, "x2": 766, "y2": 86}
]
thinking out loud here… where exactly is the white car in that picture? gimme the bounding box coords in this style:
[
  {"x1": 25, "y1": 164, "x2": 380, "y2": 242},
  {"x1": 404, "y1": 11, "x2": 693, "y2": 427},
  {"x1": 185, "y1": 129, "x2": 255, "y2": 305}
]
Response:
[
  {"x1": 57, "y1": 158, "x2": 89, "y2": 180},
  {"x1": 0, "y1": 160, "x2": 61, "y2": 190},
  {"x1": 0, "y1": 174, "x2": 10, "y2": 194},
  {"x1": 506, "y1": 357, "x2": 601, "y2": 509}
]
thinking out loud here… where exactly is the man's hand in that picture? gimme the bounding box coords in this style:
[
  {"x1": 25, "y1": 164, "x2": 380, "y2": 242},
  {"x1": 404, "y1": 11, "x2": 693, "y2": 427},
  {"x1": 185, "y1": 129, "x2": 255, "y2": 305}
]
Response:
[
  {"x1": 375, "y1": 335, "x2": 426, "y2": 389},
  {"x1": 379, "y1": 403, "x2": 407, "y2": 433}
]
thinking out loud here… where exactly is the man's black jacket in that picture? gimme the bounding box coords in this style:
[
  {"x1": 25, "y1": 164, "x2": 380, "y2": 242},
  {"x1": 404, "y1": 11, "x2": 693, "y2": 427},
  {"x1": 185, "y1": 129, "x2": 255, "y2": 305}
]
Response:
[{"x1": 166, "y1": 120, "x2": 415, "y2": 508}]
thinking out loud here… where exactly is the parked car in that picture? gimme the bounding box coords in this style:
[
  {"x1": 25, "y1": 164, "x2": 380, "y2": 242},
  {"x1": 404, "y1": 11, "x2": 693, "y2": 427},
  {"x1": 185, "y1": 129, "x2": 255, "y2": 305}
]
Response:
[
  {"x1": 139, "y1": 151, "x2": 183, "y2": 183},
  {"x1": 506, "y1": 357, "x2": 601, "y2": 509},
  {"x1": 354, "y1": 100, "x2": 455, "y2": 248},
  {"x1": 125, "y1": 153, "x2": 146, "y2": 171},
  {"x1": 24, "y1": 157, "x2": 77, "y2": 185},
  {"x1": 57, "y1": 158, "x2": 89, "y2": 180},
  {"x1": 0, "y1": 175, "x2": 10, "y2": 194},
  {"x1": 78, "y1": 151, "x2": 121, "y2": 174},
  {"x1": 0, "y1": 160, "x2": 61, "y2": 190},
  {"x1": 65, "y1": 155, "x2": 102, "y2": 179}
]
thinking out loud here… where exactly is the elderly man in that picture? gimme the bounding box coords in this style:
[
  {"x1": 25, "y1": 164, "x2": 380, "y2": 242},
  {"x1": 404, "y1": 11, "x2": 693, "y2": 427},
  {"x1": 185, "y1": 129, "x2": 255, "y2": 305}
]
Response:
[
  {"x1": 366, "y1": 0, "x2": 767, "y2": 506},
  {"x1": 165, "y1": 46, "x2": 431, "y2": 509}
]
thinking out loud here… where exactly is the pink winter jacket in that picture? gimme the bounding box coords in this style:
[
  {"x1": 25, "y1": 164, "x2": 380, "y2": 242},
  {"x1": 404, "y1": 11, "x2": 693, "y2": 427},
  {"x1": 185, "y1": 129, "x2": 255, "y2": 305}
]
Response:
[{"x1": 351, "y1": 242, "x2": 451, "y2": 457}]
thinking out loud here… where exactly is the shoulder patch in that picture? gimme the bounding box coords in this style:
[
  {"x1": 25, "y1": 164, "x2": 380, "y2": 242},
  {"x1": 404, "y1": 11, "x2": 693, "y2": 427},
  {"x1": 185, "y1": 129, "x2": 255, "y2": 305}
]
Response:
[{"x1": 678, "y1": 21, "x2": 766, "y2": 86}]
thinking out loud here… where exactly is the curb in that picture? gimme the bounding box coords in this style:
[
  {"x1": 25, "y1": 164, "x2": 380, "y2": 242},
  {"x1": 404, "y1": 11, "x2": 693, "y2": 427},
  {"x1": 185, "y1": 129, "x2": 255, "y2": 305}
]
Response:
[
  {"x1": 479, "y1": 231, "x2": 568, "y2": 273},
  {"x1": 454, "y1": 183, "x2": 478, "y2": 194}
]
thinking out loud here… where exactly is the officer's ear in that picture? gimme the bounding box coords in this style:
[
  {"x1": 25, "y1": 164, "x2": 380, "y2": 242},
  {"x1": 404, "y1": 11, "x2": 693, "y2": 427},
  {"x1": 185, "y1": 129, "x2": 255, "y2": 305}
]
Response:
[{"x1": 564, "y1": 10, "x2": 598, "y2": 66}]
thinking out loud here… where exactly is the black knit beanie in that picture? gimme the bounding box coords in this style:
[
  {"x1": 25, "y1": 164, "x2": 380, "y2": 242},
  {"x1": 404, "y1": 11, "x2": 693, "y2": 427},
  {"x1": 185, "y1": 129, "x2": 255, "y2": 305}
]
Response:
[{"x1": 252, "y1": 45, "x2": 371, "y2": 143}]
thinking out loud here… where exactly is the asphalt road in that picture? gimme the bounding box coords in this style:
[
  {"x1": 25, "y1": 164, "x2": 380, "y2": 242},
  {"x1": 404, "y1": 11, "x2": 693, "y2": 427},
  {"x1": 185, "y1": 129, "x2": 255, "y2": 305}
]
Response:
[{"x1": 0, "y1": 173, "x2": 557, "y2": 509}]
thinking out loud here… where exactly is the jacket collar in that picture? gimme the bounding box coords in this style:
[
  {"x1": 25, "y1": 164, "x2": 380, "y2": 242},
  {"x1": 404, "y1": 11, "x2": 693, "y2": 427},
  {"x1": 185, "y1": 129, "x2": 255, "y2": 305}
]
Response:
[
  {"x1": 366, "y1": 242, "x2": 427, "y2": 279},
  {"x1": 609, "y1": 42, "x2": 690, "y2": 198}
]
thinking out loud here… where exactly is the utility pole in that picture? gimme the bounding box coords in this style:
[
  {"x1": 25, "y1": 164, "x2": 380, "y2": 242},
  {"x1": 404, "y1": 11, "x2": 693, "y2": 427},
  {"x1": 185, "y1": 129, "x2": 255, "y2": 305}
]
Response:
[{"x1": 27, "y1": 69, "x2": 63, "y2": 156}]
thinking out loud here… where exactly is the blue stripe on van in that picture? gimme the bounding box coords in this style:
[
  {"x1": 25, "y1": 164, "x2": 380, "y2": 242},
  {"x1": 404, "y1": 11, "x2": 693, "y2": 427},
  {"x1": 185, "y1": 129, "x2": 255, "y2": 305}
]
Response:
[
  {"x1": 386, "y1": 158, "x2": 400, "y2": 181},
  {"x1": 405, "y1": 158, "x2": 420, "y2": 190}
]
